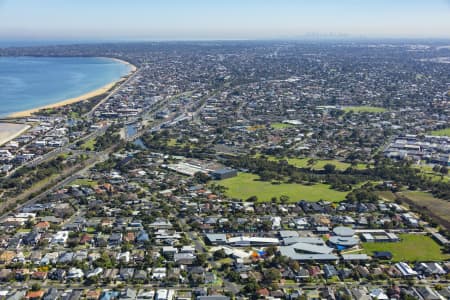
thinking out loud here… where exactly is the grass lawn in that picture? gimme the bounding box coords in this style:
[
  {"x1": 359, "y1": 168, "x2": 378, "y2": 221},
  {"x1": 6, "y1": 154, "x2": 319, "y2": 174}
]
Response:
[
  {"x1": 214, "y1": 172, "x2": 348, "y2": 202},
  {"x1": 69, "y1": 111, "x2": 80, "y2": 119},
  {"x1": 211, "y1": 277, "x2": 223, "y2": 287},
  {"x1": 413, "y1": 165, "x2": 449, "y2": 183},
  {"x1": 398, "y1": 191, "x2": 450, "y2": 224},
  {"x1": 271, "y1": 122, "x2": 294, "y2": 130},
  {"x1": 282, "y1": 279, "x2": 297, "y2": 284},
  {"x1": 167, "y1": 138, "x2": 194, "y2": 148},
  {"x1": 86, "y1": 227, "x2": 97, "y2": 234},
  {"x1": 313, "y1": 159, "x2": 367, "y2": 170},
  {"x1": 376, "y1": 191, "x2": 397, "y2": 202},
  {"x1": 81, "y1": 138, "x2": 96, "y2": 150},
  {"x1": 29, "y1": 174, "x2": 59, "y2": 192},
  {"x1": 167, "y1": 138, "x2": 178, "y2": 147},
  {"x1": 327, "y1": 276, "x2": 341, "y2": 283},
  {"x1": 430, "y1": 128, "x2": 450, "y2": 137},
  {"x1": 425, "y1": 173, "x2": 450, "y2": 183},
  {"x1": 421, "y1": 172, "x2": 449, "y2": 183},
  {"x1": 259, "y1": 155, "x2": 367, "y2": 171},
  {"x1": 58, "y1": 153, "x2": 71, "y2": 160},
  {"x1": 71, "y1": 179, "x2": 98, "y2": 188},
  {"x1": 286, "y1": 157, "x2": 353, "y2": 170},
  {"x1": 362, "y1": 234, "x2": 450, "y2": 262},
  {"x1": 343, "y1": 106, "x2": 387, "y2": 113},
  {"x1": 217, "y1": 258, "x2": 234, "y2": 265}
]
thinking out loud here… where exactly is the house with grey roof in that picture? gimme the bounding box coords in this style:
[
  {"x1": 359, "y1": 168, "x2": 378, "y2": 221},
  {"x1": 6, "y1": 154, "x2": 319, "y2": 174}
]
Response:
[
  {"x1": 279, "y1": 242, "x2": 338, "y2": 262},
  {"x1": 205, "y1": 233, "x2": 227, "y2": 245}
]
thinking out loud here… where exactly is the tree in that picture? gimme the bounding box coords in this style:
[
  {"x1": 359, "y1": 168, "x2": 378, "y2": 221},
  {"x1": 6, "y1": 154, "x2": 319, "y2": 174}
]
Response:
[
  {"x1": 260, "y1": 170, "x2": 277, "y2": 181},
  {"x1": 243, "y1": 278, "x2": 260, "y2": 294},
  {"x1": 264, "y1": 268, "x2": 281, "y2": 283},
  {"x1": 67, "y1": 239, "x2": 79, "y2": 248},
  {"x1": 280, "y1": 195, "x2": 290, "y2": 204},
  {"x1": 94, "y1": 252, "x2": 114, "y2": 268},
  {"x1": 433, "y1": 165, "x2": 442, "y2": 173},
  {"x1": 196, "y1": 253, "x2": 207, "y2": 266},
  {"x1": 227, "y1": 270, "x2": 240, "y2": 282},
  {"x1": 443, "y1": 244, "x2": 450, "y2": 254},
  {"x1": 289, "y1": 259, "x2": 300, "y2": 272},
  {"x1": 324, "y1": 163, "x2": 337, "y2": 174},
  {"x1": 261, "y1": 220, "x2": 272, "y2": 231},
  {"x1": 213, "y1": 249, "x2": 227, "y2": 260},
  {"x1": 307, "y1": 158, "x2": 316, "y2": 169},
  {"x1": 194, "y1": 172, "x2": 210, "y2": 184},
  {"x1": 265, "y1": 245, "x2": 278, "y2": 257},
  {"x1": 246, "y1": 196, "x2": 258, "y2": 202}
]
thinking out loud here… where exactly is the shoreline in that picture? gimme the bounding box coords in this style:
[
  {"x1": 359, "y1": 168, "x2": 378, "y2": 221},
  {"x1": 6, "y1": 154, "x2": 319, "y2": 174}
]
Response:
[
  {"x1": 107, "y1": 57, "x2": 137, "y2": 72},
  {"x1": 6, "y1": 57, "x2": 137, "y2": 119},
  {"x1": 0, "y1": 123, "x2": 31, "y2": 146}
]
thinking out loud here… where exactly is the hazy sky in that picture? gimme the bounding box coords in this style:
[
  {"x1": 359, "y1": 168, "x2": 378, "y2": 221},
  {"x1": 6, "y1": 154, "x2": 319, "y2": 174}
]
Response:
[{"x1": 1, "y1": 0, "x2": 450, "y2": 40}]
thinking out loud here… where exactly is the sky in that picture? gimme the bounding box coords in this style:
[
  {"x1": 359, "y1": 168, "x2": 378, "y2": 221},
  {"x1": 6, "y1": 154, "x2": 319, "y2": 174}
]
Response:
[{"x1": 1, "y1": 0, "x2": 450, "y2": 40}]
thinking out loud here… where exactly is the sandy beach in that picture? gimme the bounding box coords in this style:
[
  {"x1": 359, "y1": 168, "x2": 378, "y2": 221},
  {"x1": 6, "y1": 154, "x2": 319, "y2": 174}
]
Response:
[
  {"x1": 7, "y1": 81, "x2": 118, "y2": 118},
  {"x1": 7, "y1": 58, "x2": 137, "y2": 119},
  {"x1": 0, "y1": 123, "x2": 30, "y2": 146},
  {"x1": 109, "y1": 57, "x2": 137, "y2": 72}
]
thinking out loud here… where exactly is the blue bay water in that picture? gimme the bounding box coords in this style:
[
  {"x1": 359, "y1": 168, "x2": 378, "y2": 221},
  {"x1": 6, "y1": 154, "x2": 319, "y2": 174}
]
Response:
[{"x1": 0, "y1": 57, "x2": 132, "y2": 117}]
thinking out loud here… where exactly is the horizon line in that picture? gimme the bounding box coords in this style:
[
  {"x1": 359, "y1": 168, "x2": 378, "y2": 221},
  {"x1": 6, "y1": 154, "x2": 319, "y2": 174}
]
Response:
[{"x1": 2, "y1": 36, "x2": 450, "y2": 44}]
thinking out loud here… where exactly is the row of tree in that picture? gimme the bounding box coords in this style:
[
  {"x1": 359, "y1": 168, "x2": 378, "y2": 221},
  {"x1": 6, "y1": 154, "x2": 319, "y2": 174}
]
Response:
[{"x1": 225, "y1": 155, "x2": 450, "y2": 200}]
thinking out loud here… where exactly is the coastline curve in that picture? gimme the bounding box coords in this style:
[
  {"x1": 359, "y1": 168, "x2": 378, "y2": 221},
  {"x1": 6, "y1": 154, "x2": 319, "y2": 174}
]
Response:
[{"x1": 5, "y1": 57, "x2": 137, "y2": 119}]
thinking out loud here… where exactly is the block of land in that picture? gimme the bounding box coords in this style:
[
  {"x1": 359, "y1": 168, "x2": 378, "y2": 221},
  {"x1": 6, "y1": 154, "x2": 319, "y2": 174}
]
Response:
[
  {"x1": 362, "y1": 234, "x2": 450, "y2": 262},
  {"x1": 214, "y1": 172, "x2": 348, "y2": 202}
]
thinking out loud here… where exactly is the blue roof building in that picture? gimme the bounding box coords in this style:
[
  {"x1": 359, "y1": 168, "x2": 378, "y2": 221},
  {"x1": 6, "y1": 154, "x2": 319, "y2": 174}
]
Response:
[{"x1": 136, "y1": 230, "x2": 150, "y2": 243}]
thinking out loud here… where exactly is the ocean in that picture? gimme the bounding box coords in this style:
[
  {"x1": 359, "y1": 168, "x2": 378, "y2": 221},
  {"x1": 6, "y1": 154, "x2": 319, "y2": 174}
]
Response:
[{"x1": 0, "y1": 56, "x2": 132, "y2": 117}]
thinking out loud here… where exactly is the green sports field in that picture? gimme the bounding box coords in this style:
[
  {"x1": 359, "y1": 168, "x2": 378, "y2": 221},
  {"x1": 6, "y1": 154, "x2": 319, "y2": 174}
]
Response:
[
  {"x1": 362, "y1": 234, "x2": 450, "y2": 262},
  {"x1": 258, "y1": 155, "x2": 367, "y2": 171},
  {"x1": 214, "y1": 172, "x2": 348, "y2": 202}
]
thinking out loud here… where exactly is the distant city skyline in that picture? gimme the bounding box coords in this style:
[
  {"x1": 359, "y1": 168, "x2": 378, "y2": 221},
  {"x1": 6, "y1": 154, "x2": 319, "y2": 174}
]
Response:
[{"x1": 1, "y1": 0, "x2": 450, "y2": 40}]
